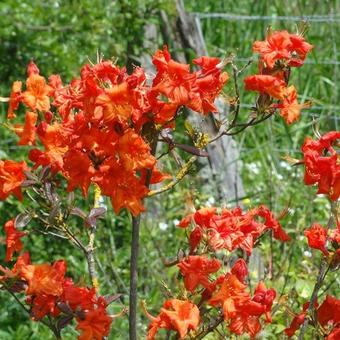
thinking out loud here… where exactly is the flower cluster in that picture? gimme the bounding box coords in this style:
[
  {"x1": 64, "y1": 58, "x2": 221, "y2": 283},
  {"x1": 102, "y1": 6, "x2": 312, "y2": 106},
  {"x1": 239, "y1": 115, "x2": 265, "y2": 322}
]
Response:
[
  {"x1": 244, "y1": 30, "x2": 313, "y2": 124},
  {"x1": 6, "y1": 51, "x2": 228, "y2": 216},
  {"x1": 145, "y1": 204, "x2": 286, "y2": 339},
  {"x1": 146, "y1": 256, "x2": 276, "y2": 339},
  {"x1": 177, "y1": 205, "x2": 290, "y2": 255},
  {"x1": 0, "y1": 248, "x2": 115, "y2": 340},
  {"x1": 285, "y1": 295, "x2": 340, "y2": 339},
  {"x1": 302, "y1": 131, "x2": 340, "y2": 201},
  {"x1": 283, "y1": 129, "x2": 340, "y2": 338}
]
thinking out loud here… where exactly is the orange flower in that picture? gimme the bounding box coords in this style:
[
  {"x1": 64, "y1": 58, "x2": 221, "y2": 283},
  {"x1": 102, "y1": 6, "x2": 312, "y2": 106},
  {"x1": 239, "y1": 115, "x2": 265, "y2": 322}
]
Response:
[
  {"x1": 152, "y1": 47, "x2": 195, "y2": 106},
  {"x1": 230, "y1": 259, "x2": 248, "y2": 283},
  {"x1": 27, "y1": 60, "x2": 40, "y2": 76},
  {"x1": 3, "y1": 219, "x2": 26, "y2": 262},
  {"x1": 27, "y1": 294, "x2": 60, "y2": 320},
  {"x1": 20, "y1": 260, "x2": 66, "y2": 296},
  {"x1": 0, "y1": 160, "x2": 27, "y2": 200},
  {"x1": 117, "y1": 130, "x2": 156, "y2": 171},
  {"x1": 62, "y1": 279, "x2": 97, "y2": 311},
  {"x1": 178, "y1": 255, "x2": 221, "y2": 292},
  {"x1": 302, "y1": 131, "x2": 340, "y2": 201},
  {"x1": 208, "y1": 273, "x2": 249, "y2": 320},
  {"x1": 276, "y1": 86, "x2": 309, "y2": 124},
  {"x1": 22, "y1": 73, "x2": 51, "y2": 112},
  {"x1": 304, "y1": 223, "x2": 328, "y2": 256},
  {"x1": 252, "y1": 282, "x2": 276, "y2": 322},
  {"x1": 244, "y1": 75, "x2": 286, "y2": 99},
  {"x1": 96, "y1": 83, "x2": 133, "y2": 123},
  {"x1": 76, "y1": 304, "x2": 112, "y2": 340},
  {"x1": 146, "y1": 299, "x2": 200, "y2": 339},
  {"x1": 13, "y1": 111, "x2": 38, "y2": 145},
  {"x1": 29, "y1": 122, "x2": 68, "y2": 173},
  {"x1": 253, "y1": 30, "x2": 292, "y2": 68},
  {"x1": 96, "y1": 159, "x2": 148, "y2": 216},
  {"x1": 63, "y1": 149, "x2": 96, "y2": 196},
  {"x1": 253, "y1": 30, "x2": 313, "y2": 69},
  {"x1": 7, "y1": 81, "x2": 22, "y2": 119}
]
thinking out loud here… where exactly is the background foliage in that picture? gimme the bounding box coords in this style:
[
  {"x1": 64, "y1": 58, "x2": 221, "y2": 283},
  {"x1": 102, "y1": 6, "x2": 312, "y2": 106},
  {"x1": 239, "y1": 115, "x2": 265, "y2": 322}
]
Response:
[{"x1": 0, "y1": 0, "x2": 339, "y2": 338}]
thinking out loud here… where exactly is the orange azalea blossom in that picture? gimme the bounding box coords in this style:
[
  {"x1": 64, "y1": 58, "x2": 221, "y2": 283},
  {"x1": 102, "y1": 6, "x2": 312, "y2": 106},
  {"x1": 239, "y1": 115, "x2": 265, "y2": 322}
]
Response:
[
  {"x1": 22, "y1": 72, "x2": 52, "y2": 112},
  {"x1": 253, "y1": 30, "x2": 313, "y2": 68},
  {"x1": 0, "y1": 160, "x2": 27, "y2": 200},
  {"x1": 275, "y1": 85, "x2": 309, "y2": 124},
  {"x1": 302, "y1": 131, "x2": 340, "y2": 200},
  {"x1": 27, "y1": 60, "x2": 40, "y2": 76},
  {"x1": 117, "y1": 129, "x2": 156, "y2": 171},
  {"x1": 208, "y1": 273, "x2": 250, "y2": 320},
  {"x1": 244, "y1": 75, "x2": 286, "y2": 99},
  {"x1": 76, "y1": 299, "x2": 112, "y2": 340},
  {"x1": 96, "y1": 82, "x2": 136, "y2": 123},
  {"x1": 177, "y1": 255, "x2": 221, "y2": 292},
  {"x1": 95, "y1": 159, "x2": 148, "y2": 216},
  {"x1": 208, "y1": 271, "x2": 276, "y2": 338},
  {"x1": 62, "y1": 278, "x2": 97, "y2": 311},
  {"x1": 146, "y1": 299, "x2": 200, "y2": 340},
  {"x1": 188, "y1": 56, "x2": 229, "y2": 114},
  {"x1": 26, "y1": 294, "x2": 60, "y2": 320},
  {"x1": 13, "y1": 111, "x2": 38, "y2": 145},
  {"x1": 20, "y1": 260, "x2": 66, "y2": 296},
  {"x1": 230, "y1": 259, "x2": 248, "y2": 283},
  {"x1": 150, "y1": 46, "x2": 228, "y2": 123},
  {"x1": 3, "y1": 219, "x2": 26, "y2": 262},
  {"x1": 29, "y1": 121, "x2": 68, "y2": 173},
  {"x1": 7, "y1": 81, "x2": 22, "y2": 119},
  {"x1": 304, "y1": 223, "x2": 329, "y2": 256},
  {"x1": 252, "y1": 282, "x2": 276, "y2": 323}
]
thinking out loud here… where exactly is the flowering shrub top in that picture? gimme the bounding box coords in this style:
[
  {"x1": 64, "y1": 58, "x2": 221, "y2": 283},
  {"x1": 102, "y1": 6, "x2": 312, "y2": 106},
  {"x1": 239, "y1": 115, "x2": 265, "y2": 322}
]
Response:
[{"x1": 1, "y1": 28, "x2": 339, "y2": 340}]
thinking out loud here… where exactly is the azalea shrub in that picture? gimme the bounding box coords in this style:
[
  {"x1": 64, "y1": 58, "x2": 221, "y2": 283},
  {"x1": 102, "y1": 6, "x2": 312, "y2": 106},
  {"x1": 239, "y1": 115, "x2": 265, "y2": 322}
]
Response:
[{"x1": 0, "y1": 27, "x2": 339, "y2": 340}]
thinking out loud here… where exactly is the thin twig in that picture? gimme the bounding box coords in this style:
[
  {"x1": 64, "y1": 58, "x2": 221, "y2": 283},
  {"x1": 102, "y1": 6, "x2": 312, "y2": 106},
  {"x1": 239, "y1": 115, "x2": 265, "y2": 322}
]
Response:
[
  {"x1": 148, "y1": 156, "x2": 197, "y2": 197},
  {"x1": 195, "y1": 315, "x2": 224, "y2": 339}
]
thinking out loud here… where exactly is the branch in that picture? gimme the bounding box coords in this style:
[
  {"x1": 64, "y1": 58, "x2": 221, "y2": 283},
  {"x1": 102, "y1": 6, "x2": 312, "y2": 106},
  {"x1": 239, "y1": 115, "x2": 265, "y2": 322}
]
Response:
[
  {"x1": 147, "y1": 156, "x2": 197, "y2": 197},
  {"x1": 129, "y1": 214, "x2": 141, "y2": 340},
  {"x1": 129, "y1": 127, "x2": 159, "y2": 340},
  {"x1": 84, "y1": 184, "x2": 102, "y2": 289},
  {"x1": 195, "y1": 315, "x2": 224, "y2": 339}
]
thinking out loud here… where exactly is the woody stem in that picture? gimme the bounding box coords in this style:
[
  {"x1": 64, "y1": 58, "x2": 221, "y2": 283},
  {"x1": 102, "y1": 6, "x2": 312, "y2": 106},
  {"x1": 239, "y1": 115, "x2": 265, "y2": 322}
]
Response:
[
  {"x1": 85, "y1": 184, "x2": 102, "y2": 289},
  {"x1": 129, "y1": 214, "x2": 141, "y2": 340},
  {"x1": 86, "y1": 226, "x2": 97, "y2": 288},
  {"x1": 129, "y1": 127, "x2": 158, "y2": 340}
]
